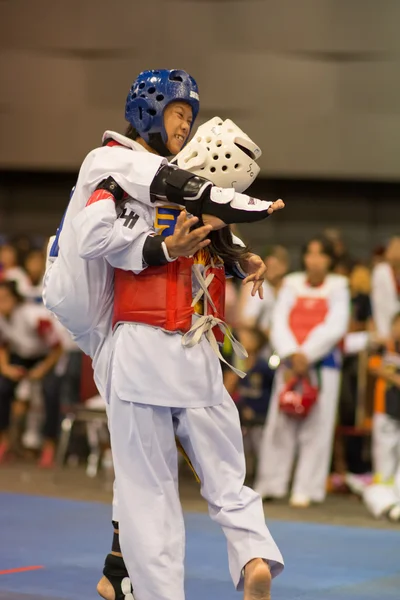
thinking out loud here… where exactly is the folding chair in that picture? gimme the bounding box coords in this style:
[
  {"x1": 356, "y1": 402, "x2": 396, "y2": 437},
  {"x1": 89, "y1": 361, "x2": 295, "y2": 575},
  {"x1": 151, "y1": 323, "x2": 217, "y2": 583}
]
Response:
[{"x1": 55, "y1": 353, "x2": 109, "y2": 479}]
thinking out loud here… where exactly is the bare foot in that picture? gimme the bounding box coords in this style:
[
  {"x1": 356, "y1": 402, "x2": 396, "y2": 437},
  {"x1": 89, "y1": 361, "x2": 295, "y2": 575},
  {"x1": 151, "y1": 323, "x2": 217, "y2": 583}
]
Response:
[
  {"x1": 97, "y1": 576, "x2": 115, "y2": 600},
  {"x1": 244, "y1": 558, "x2": 272, "y2": 600},
  {"x1": 97, "y1": 575, "x2": 134, "y2": 600}
]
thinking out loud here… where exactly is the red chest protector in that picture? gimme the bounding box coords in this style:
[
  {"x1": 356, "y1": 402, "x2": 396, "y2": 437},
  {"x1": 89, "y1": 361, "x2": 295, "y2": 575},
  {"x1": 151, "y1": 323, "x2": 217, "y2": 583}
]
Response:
[
  {"x1": 289, "y1": 296, "x2": 329, "y2": 344},
  {"x1": 112, "y1": 255, "x2": 226, "y2": 342}
]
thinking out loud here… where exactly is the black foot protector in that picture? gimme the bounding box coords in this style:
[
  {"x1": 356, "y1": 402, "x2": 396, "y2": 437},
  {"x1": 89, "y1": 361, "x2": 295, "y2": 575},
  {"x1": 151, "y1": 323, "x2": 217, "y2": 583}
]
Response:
[{"x1": 102, "y1": 553, "x2": 135, "y2": 600}]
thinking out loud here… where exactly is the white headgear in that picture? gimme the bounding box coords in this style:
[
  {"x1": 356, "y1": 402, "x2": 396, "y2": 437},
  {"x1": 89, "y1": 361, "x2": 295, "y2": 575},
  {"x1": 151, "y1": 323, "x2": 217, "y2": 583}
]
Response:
[{"x1": 172, "y1": 117, "x2": 262, "y2": 193}]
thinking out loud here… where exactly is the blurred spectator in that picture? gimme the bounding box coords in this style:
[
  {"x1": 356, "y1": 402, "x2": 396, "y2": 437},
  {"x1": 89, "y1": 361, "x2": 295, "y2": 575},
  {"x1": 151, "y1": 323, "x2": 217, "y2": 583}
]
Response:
[
  {"x1": 11, "y1": 234, "x2": 34, "y2": 257},
  {"x1": 223, "y1": 326, "x2": 275, "y2": 481},
  {"x1": 333, "y1": 256, "x2": 354, "y2": 277},
  {"x1": 254, "y1": 236, "x2": 350, "y2": 507},
  {"x1": 361, "y1": 463, "x2": 400, "y2": 522},
  {"x1": 371, "y1": 244, "x2": 386, "y2": 268},
  {"x1": 334, "y1": 265, "x2": 374, "y2": 481},
  {"x1": 0, "y1": 281, "x2": 63, "y2": 467},
  {"x1": 236, "y1": 327, "x2": 275, "y2": 479},
  {"x1": 239, "y1": 245, "x2": 290, "y2": 337},
  {"x1": 21, "y1": 248, "x2": 46, "y2": 303},
  {"x1": 324, "y1": 228, "x2": 353, "y2": 267},
  {"x1": 369, "y1": 312, "x2": 400, "y2": 485},
  {"x1": 0, "y1": 241, "x2": 31, "y2": 293},
  {"x1": 236, "y1": 327, "x2": 274, "y2": 423},
  {"x1": 371, "y1": 236, "x2": 400, "y2": 338},
  {"x1": 349, "y1": 265, "x2": 373, "y2": 332}
]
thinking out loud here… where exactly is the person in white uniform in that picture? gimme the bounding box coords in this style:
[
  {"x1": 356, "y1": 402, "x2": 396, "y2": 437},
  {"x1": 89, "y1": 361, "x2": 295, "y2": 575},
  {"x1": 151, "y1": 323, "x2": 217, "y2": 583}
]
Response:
[
  {"x1": 369, "y1": 236, "x2": 400, "y2": 500},
  {"x1": 366, "y1": 313, "x2": 400, "y2": 515},
  {"x1": 371, "y1": 236, "x2": 400, "y2": 338},
  {"x1": 254, "y1": 236, "x2": 350, "y2": 507},
  {"x1": 92, "y1": 116, "x2": 280, "y2": 600},
  {"x1": 0, "y1": 281, "x2": 63, "y2": 463},
  {"x1": 46, "y1": 113, "x2": 271, "y2": 599},
  {"x1": 44, "y1": 69, "x2": 284, "y2": 600}
]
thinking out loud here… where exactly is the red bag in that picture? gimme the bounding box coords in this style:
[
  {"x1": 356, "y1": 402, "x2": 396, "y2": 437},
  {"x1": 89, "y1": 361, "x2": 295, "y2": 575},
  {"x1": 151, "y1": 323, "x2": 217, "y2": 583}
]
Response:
[{"x1": 279, "y1": 376, "x2": 319, "y2": 418}]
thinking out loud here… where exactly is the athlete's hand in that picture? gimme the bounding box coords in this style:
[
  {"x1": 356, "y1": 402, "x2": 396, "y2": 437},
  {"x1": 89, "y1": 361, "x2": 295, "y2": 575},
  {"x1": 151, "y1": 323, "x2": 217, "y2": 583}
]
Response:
[
  {"x1": 242, "y1": 254, "x2": 267, "y2": 298},
  {"x1": 165, "y1": 211, "x2": 212, "y2": 258},
  {"x1": 268, "y1": 199, "x2": 285, "y2": 214},
  {"x1": 202, "y1": 198, "x2": 285, "y2": 230}
]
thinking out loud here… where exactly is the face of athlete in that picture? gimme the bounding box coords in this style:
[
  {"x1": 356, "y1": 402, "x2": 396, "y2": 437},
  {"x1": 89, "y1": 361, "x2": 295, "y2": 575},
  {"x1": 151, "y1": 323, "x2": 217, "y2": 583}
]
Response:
[
  {"x1": 0, "y1": 286, "x2": 18, "y2": 317},
  {"x1": 304, "y1": 240, "x2": 331, "y2": 278},
  {"x1": 164, "y1": 101, "x2": 193, "y2": 155}
]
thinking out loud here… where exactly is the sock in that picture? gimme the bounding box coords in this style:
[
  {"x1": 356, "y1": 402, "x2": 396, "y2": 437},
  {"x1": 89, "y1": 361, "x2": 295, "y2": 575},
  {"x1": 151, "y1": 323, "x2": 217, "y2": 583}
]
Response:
[{"x1": 112, "y1": 520, "x2": 121, "y2": 556}]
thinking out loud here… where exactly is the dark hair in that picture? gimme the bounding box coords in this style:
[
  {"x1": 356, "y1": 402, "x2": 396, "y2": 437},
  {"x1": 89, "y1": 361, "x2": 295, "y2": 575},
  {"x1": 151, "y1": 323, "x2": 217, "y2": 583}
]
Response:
[
  {"x1": 0, "y1": 280, "x2": 24, "y2": 303},
  {"x1": 0, "y1": 241, "x2": 27, "y2": 268},
  {"x1": 208, "y1": 227, "x2": 249, "y2": 267},
  {"x1": 125, "y1": 124, "x2": 139, "y2": 140},
  {"x1": 241, "y1": 326, "x2": 268, "y2": 353},
  {"x1": 333, "y1": 256, "x2": 355, "y2": 276},
  {"x1": 24, "y1": 248, "x2": 44, "y2": 259},
  {"x1": 301, "y1": 236, "x2": 336, "y2": 271}
]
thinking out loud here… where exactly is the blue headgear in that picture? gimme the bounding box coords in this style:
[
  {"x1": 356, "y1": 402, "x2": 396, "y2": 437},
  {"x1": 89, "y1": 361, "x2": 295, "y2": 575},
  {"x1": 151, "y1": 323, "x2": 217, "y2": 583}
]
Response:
[{"x1": 125, "y1": 69, "x2": 200, "y2": 156}]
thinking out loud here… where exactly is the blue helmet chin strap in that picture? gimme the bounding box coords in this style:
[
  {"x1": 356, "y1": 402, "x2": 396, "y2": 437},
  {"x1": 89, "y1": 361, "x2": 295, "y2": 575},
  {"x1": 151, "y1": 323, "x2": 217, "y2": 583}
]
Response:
[{"x1": 148, "y1": 131, "x2": 172, "y2": 157}]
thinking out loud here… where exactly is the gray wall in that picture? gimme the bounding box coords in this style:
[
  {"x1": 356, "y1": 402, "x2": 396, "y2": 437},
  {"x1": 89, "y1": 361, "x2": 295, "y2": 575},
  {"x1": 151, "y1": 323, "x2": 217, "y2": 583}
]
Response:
[{"x1": 1, "y1": 0, "x2": 400, "y2": 179}]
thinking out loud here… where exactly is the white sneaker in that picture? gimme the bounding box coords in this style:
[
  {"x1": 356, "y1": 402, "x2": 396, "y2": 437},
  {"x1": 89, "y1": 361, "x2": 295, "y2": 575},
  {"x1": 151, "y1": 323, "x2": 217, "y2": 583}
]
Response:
[
  {"x1": 22, "y1": 430, "x2": 42, "y2": 450},
  {"x1": 289, "y1": 493, "x2": 311, "y2": 508},
  {"x1": 345, "y1": 472, "x2": 372, "y2": 496},
  {"x1": 387, "y1": 503, "x2": 400, "y2": 522}
]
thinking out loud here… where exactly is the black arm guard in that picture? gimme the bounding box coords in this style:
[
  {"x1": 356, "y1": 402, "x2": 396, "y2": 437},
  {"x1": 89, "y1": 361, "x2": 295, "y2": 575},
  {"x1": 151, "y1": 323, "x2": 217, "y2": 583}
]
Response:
[
  {"x1": 150, "y1": 165, "x2": 212, "y2": 218},
  {"x1": 96, "y1": 176, "x2": 125, "y2": 204},
  {"x1": 150, "y1": 165, "x2": 273, "y2": 226},
  {"x1": 142, "y1": 234, "x2": 169, "y2": 266}
]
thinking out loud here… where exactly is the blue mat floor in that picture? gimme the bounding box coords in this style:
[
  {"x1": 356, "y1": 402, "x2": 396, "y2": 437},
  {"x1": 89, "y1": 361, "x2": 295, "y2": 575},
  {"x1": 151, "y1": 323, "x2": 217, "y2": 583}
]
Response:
[{"x1": 0, "y1": 492, "x2": 399, "y2": 599}]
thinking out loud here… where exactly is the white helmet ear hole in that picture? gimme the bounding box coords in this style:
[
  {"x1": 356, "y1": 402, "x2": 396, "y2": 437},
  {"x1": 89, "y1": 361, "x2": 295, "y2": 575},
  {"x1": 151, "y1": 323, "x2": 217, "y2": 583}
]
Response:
[
  {"x1": 197, "y1": 137, "x2": 202, "y2": 142},
  {"x1": 212, "y1": 154, "x2": 218, "y2": 160},
  {"x1": 235, "y1": 142, "x2": 255, "y2": 159},
  {"x1": 216, "y1": 140, "x2": 222, "y2": 147},
  {"x1": 184, "y1": 150, "x2": 198, "y2": 163},
  {"x1": 222, "y1": 166, "x2": 228, "y2": 171},
  {"x1": 234, "y1": 163, "x2": 241, "y2": 170},
  {"x1": 206, "y1": 136, "x2": 212, "y2": 143},
  {"x1": 210, "y1": 166, "x2": 216, "y2": 173},
  {"x1": 225, "y1": 153, "x2": 231, "y2": 159}
]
